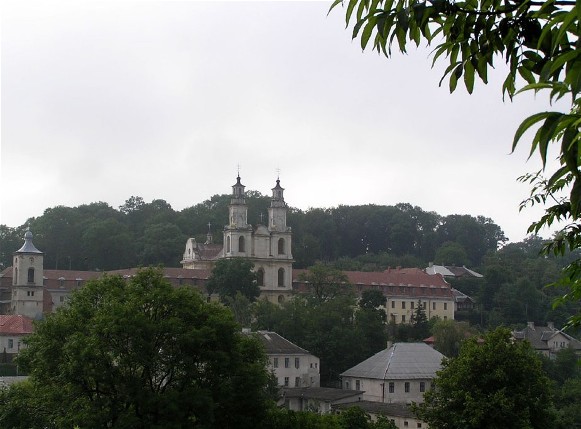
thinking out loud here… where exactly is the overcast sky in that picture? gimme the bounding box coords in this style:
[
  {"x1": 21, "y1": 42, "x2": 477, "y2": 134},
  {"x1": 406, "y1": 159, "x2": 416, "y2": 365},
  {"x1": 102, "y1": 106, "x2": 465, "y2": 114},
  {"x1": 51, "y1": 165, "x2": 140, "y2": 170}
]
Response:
[{"x1": 1, "y1": 1, "x2": 562, "y2": 242}]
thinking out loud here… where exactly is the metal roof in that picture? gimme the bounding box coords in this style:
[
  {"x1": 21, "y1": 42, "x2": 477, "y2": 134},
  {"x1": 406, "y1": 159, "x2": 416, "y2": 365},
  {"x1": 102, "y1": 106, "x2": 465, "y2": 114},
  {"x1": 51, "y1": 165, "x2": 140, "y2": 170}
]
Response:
[{"x1": 341, "y1": 343, "x2": 444, "y2": 380}]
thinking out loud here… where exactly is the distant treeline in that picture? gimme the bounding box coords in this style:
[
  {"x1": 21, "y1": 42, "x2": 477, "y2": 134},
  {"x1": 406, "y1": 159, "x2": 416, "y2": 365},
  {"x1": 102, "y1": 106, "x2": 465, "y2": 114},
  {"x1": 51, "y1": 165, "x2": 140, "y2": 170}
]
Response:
[
  {"x1": 1, "y1": 192, "x2": 507, "y2": 271},
  {"x1": 1, "y1": 191, "x2": 580, "y2": 332}
]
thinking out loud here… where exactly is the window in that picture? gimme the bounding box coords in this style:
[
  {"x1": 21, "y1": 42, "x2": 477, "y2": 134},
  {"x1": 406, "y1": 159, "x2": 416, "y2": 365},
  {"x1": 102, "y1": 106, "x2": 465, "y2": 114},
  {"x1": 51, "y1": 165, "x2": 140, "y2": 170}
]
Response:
[
  {"x1": 60, "y1": 296, "x2": 65, "y2": 303},
  {"x1": 391, "y1": 301, "x2": 395, "y2": 308},
  {"x1": 273, "y1": 358, "x2": 278, "y2": 368},
  {"x1": 8, "y1": 339, "x2": 14, "y2": 349},
  {"x1": 355, "y1": 380, "x2": 361, "y2": 390},
  {"x1": 27, "y1": 291, "x2": 34, "y2": 297},
  {"x1": 278, "y1": 238, "x2": 285, "y2": 254},
  {"x1": 420, "y1": 382, "x2": 426, "y2": 393},
  {"x1": 444, "y1": 302, "x2": 448, "y2": 310},
  {"x1": 432, "y1": 302, "x2": 436, "y2": 310},
  {"x1": 402, "y1": 301, "x2": 406, "y2": 309},
  {"x1": 285, "y1": 357, "x2": 290, "y2": 368},
  {"x1": 401, "y1": 315, "x2": 406, "y2": 323},
  {"x1": 411, "y1": 301, "x2": 415, "y2": 309},
  {"x1": 315, "y1": 362, "x2": 318, "y2": 369},
  {"x1": 404, "y1": 422, "x2": 409, "y2": 427},
  {"x1": 257, "y1": 268, "x2": 265, "y2": 286},
  {"x1": 239, "y1": 236, "x2": 245, "y2": 252},
  {"x1": 417, "y1": 424, "x2": 422, "y2": 428},
  {"x1": 423, "y1": 302, "x2": 427, "y2": 309},
  {"x1": 278, "y1": 268, "x2": 285, "y2": 287},
  {"x1": 278, "y1": 295, "x2": 285, "y2": 303},
  {"x1": 345, "y1": 381, "x2": 350, "y2": 389},
  {"x1": 295, "y1": 377, "x2": 301, "y2": 387},
  {"x1": 27, "y1": 267, "x2": 35, "y2": 283},
  {"x1": 226, "y1": 236, "x2": 231, "y2": 252},
  {"x1": 284, "y1": 377, "x2": 289, "y2": 387},
  {"x1": 405, "y1": 382, "x2": 410, "y2": 393},
  {"x1": 388, "y1": 382, "x2": 394, "y2": 393},
  {"x1": 295, "y1": 357, "x2": 300, "y2": 369}
]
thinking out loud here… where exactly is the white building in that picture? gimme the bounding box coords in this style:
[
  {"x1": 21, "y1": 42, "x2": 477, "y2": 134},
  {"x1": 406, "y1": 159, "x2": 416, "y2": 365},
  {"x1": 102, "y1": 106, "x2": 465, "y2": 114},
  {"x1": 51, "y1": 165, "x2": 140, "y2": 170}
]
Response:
[
  {"x1": 341, "y1": 342, "x2": 444, "y2": 404},
  {"x1": 253, "y1": 330, "x2": 320, "y2": 388},
  {"x1": 11, "y1": 230, "x2": 44, "y2": 319}
]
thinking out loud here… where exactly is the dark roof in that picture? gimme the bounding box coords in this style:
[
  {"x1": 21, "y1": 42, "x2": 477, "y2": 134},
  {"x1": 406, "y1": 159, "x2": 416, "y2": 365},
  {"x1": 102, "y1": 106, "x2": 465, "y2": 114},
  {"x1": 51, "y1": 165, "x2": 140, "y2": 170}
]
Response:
[
  {"x1": 513, "y1": 324, "x2": 581, "y2": 350},
  {"x1": 282, "y1": 387, "x2": 363, "y2": 402},
  {"x1": 254, "y1": 331, "x2": 313, "y2": 355},
  {"x1": 334, "y1": 401, "x2": 415, "y2": 418}
]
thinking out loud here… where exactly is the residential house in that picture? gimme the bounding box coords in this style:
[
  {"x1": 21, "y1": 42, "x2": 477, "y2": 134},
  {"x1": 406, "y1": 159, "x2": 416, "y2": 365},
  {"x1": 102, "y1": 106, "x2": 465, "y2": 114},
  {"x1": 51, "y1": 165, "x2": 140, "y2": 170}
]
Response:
[
  {"x1": 513, "y1": 322, "x2": 581, "y2": 358},
  {"x1": 341, "y1": 342, "x2": 445, "y2": 404},
  {"x1": 0, "y1": 314, "x2": 34, "y2": 361},
  {"x1": 253, "y1": 330, "x2": 320, "y2": 388}
]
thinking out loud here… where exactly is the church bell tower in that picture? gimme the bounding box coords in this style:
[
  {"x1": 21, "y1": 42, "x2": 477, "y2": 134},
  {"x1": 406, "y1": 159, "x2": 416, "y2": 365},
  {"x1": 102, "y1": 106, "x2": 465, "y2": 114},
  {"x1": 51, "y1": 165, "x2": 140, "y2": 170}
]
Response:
[{"x1": 12, "y1": 229, "x2": 44, "y2": 319}]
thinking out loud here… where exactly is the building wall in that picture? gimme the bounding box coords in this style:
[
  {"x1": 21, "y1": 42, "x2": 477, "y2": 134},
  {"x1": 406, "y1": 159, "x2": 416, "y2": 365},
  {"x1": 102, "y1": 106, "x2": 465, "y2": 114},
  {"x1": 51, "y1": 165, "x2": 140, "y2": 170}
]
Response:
[
  {"x1": 269, "y1": 353, "x2": 320, "y2": 387},
  {"x1": 342, "y1": 377, "x2": 432, "y2": 404},
  {"x1": 0, "y1": 335, "x2": 27, "y2": 355},
  {"x1": 385, "y1": 298, "x2": 454, "y2": 324}
]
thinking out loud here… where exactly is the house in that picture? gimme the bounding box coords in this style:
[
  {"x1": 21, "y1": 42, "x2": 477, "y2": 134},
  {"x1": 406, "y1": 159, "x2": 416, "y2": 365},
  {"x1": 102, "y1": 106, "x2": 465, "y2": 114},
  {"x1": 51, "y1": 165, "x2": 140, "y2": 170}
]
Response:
[
  {"x1": 451, "y1": 288, "x2": 475, "y2": 311},
  {"x1": 0, "y1": 315, "x2": 34, "y2": 361},
  {"x1": 341, "y1": 342, "x2": 445, "y2": 404},
  {"x1": 293, "y1": 268, "x2": 455, "y2": 324},
  {"x1": 512, "y1": 322, "x2": 581, "y2": 358},
  {"x1": 280, "y1": 387, "x2": 362, "y2": 414},
  {"x1": 253, "y1": 330, "x2": 320, "y2": 388}
]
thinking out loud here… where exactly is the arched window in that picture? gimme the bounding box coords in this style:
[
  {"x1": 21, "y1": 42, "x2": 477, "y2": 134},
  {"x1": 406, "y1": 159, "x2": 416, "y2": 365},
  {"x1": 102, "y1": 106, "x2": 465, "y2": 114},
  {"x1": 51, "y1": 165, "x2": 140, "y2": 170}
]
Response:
[
  {"x1": 227, "y1": 236, "x2": 231, "y2": 253},
  {"x1": 27, "y1": 268, "x2": 35, "y2": 284},
  {"x1": 278, "y1": 268, "x2": 285, "y2": 287},
  {"x1": 278, "y1": 295, "x2": 285, "y2": 303},
  {"x1": 13, "y1": 268, "x2": 17, "y2": 285},
  {"x1": 239, "y1": 236, "x2": 245, "y2": 252},
  {"x1": 278, "y1": 238, "x2": 285, "y2": 255},
  {"x1": 257, "y1": 268, "x2": 265, "y2": 286}
]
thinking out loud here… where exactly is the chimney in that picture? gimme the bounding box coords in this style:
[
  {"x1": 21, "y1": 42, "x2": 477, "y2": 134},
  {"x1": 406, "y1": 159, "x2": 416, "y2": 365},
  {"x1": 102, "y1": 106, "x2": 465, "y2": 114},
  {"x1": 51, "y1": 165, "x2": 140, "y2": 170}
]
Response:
[
  {"x1": 527, "y1": 321, "x2": 535, "y2": 329},
  {"x1": 547, "y1": 322, "x2": 555, "y2": 330},
  {"x1": 386, "y1": 340, "x2": 393, "y2": 350}
]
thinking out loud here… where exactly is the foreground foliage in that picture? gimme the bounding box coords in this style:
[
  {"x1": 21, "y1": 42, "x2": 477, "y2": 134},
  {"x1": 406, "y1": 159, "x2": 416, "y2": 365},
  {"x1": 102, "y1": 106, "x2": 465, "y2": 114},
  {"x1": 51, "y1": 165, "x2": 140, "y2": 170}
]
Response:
[
  {"x1": 414, "y1": 328, "x2": 555, "y2": 429},
  {"x1": 332, "y1": 0, "x2": 581, "y2": 327},
  {"x1": 5, "y1": 268, "x2": 271, "y2": 429}
]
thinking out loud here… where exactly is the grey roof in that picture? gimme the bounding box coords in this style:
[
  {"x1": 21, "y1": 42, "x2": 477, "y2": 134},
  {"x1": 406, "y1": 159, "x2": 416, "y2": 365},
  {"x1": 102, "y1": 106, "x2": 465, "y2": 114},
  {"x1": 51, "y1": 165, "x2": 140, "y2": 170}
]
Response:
[
  {"x1": 15, "y1": 230, "x2": 42, "y2": 254},
  {"x1": 513, "y1": 324, "x2": 581, "y2": 351},
  {"x1": 254, "y1": 331, "x2": 314, "y2": 356},
  {"x1": 341, "y1": 343, "x2": 444, "y2": 380},
  {"x1": 282, "y1": 387, "x2": 363, "y2": 402}
]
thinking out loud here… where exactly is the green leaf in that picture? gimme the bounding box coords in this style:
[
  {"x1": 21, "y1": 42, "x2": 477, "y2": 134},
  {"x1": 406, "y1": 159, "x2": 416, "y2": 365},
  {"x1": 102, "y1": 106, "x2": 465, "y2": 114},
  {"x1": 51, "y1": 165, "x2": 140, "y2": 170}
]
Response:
[
  {"x1": 346, "y1": 0, "x2": 360, "y2": 25},
  {"x1": 565, "y1": 59, "x2": 581, "y2": 98},
  {"x1": 361, "y1": 16, "x2": 377, "y2": 49},
  {"x1": 464, "y1": 59, "x2": 475, "y2": 94},
  {"x1": 571, "y1": 177, "x2": 581, "y2": 218},
  {"x1": 450, "y1": 64, "x2": 463, "y2": 92},
  {"x1": 512, "y1": 112, "x2": 557, "y2": 153},
  {"x1": 328, "y1": 0, "x2": 344, "y2": 15},
  {"x1": 549, "y1": 50, "x2": 580, "y2": 77}
]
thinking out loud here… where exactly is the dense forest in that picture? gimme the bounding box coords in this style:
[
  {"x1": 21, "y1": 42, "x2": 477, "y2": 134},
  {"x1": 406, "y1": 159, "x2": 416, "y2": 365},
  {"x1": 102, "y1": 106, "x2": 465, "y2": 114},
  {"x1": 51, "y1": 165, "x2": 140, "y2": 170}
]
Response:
[{"x1": 1, "y1": 192, "x2": 579, "y2": 332}]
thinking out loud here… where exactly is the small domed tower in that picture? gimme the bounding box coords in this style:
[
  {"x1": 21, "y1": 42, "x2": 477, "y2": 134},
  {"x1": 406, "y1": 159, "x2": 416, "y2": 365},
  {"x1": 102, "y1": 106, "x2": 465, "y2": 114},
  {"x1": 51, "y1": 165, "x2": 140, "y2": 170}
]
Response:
[{"x1": 12, "y1": 229, "x2": 44, "y2": 319}]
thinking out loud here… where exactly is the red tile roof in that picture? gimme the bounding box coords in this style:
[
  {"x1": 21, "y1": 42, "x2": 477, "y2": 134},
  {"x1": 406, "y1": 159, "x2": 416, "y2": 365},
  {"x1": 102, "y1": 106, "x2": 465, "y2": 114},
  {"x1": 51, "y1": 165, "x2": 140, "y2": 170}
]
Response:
[{"x1": 0, "y1": 315, "x2": 34, "y2": 335}]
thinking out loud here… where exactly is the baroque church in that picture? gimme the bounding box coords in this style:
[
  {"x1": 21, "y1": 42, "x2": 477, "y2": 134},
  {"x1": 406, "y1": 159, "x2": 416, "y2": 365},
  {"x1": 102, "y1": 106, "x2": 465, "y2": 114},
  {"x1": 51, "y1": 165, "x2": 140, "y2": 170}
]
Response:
[{"x1": 181, "y1": 175, "x2": 294, "y2": 304}]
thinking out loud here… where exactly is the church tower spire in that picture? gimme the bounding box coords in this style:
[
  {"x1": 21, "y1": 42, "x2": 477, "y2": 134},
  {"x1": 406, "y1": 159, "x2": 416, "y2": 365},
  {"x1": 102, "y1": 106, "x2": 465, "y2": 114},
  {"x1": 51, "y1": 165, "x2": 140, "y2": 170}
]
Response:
[{"x1": 12, "y1": 229, "x2": 44, "y2": 319}]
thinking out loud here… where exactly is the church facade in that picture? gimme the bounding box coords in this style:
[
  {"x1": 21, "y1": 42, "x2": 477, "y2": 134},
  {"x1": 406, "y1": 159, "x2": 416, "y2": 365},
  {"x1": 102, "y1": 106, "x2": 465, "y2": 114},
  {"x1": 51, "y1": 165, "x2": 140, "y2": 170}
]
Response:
[{"x1": 181, "y1": 176, "x2": 294, "y2": 304}]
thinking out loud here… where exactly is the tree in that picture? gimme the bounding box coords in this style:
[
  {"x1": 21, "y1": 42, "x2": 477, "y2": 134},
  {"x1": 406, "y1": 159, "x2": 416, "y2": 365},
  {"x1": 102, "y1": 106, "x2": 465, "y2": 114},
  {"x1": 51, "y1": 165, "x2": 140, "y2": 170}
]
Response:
[
  {"x1": 409, "y1": 299, "x2": 430, "y2": 340},
  {"x1": 414, "y1": 328, "x2": 555, "y2": 429},
  {"x1": 207, "y1": 257, "x2": 260, "y2": 303},
  {"x1": 332, "y1": 0, "x2": 581, "y2": 327},
  {"x1": 298, "y1": 263, "x2": 352, "y2": 304},
  {"x1": 12, "y1": 268, "x2": 272, "y2": 429}
]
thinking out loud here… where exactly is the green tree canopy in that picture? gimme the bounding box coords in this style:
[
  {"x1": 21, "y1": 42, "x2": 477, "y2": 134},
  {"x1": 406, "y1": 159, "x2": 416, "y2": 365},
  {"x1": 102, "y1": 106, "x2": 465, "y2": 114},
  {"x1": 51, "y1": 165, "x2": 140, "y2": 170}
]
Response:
[
  {"x1": 207, "y1": 257, "x2": 260, "y2": 303},
  {"x1": 414, "y1": 327, "x2": 555, "y2": 429},
  {"x1": 11, "y1": 268, "x2": 272, "y2": 429},
  {"x1": 298, "y1": 263, "x2": 352, "y2": 304}
]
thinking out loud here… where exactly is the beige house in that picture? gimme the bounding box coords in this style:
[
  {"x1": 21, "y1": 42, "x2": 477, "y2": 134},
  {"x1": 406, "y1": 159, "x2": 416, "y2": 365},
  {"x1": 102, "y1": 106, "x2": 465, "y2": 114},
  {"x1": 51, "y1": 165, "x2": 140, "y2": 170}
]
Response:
[
  {"x1": 513, "y1": 322, "x2": 581, "y2": 358},
  {"x1": 293, "y1": 268, "x2": 455, "y2": 324},
  {"x1": 341, "y1": 343, "x2": 444, "y2": 404},
  {"x1": 254, "y1": 330, "x2": 320, "y2": 388}
]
